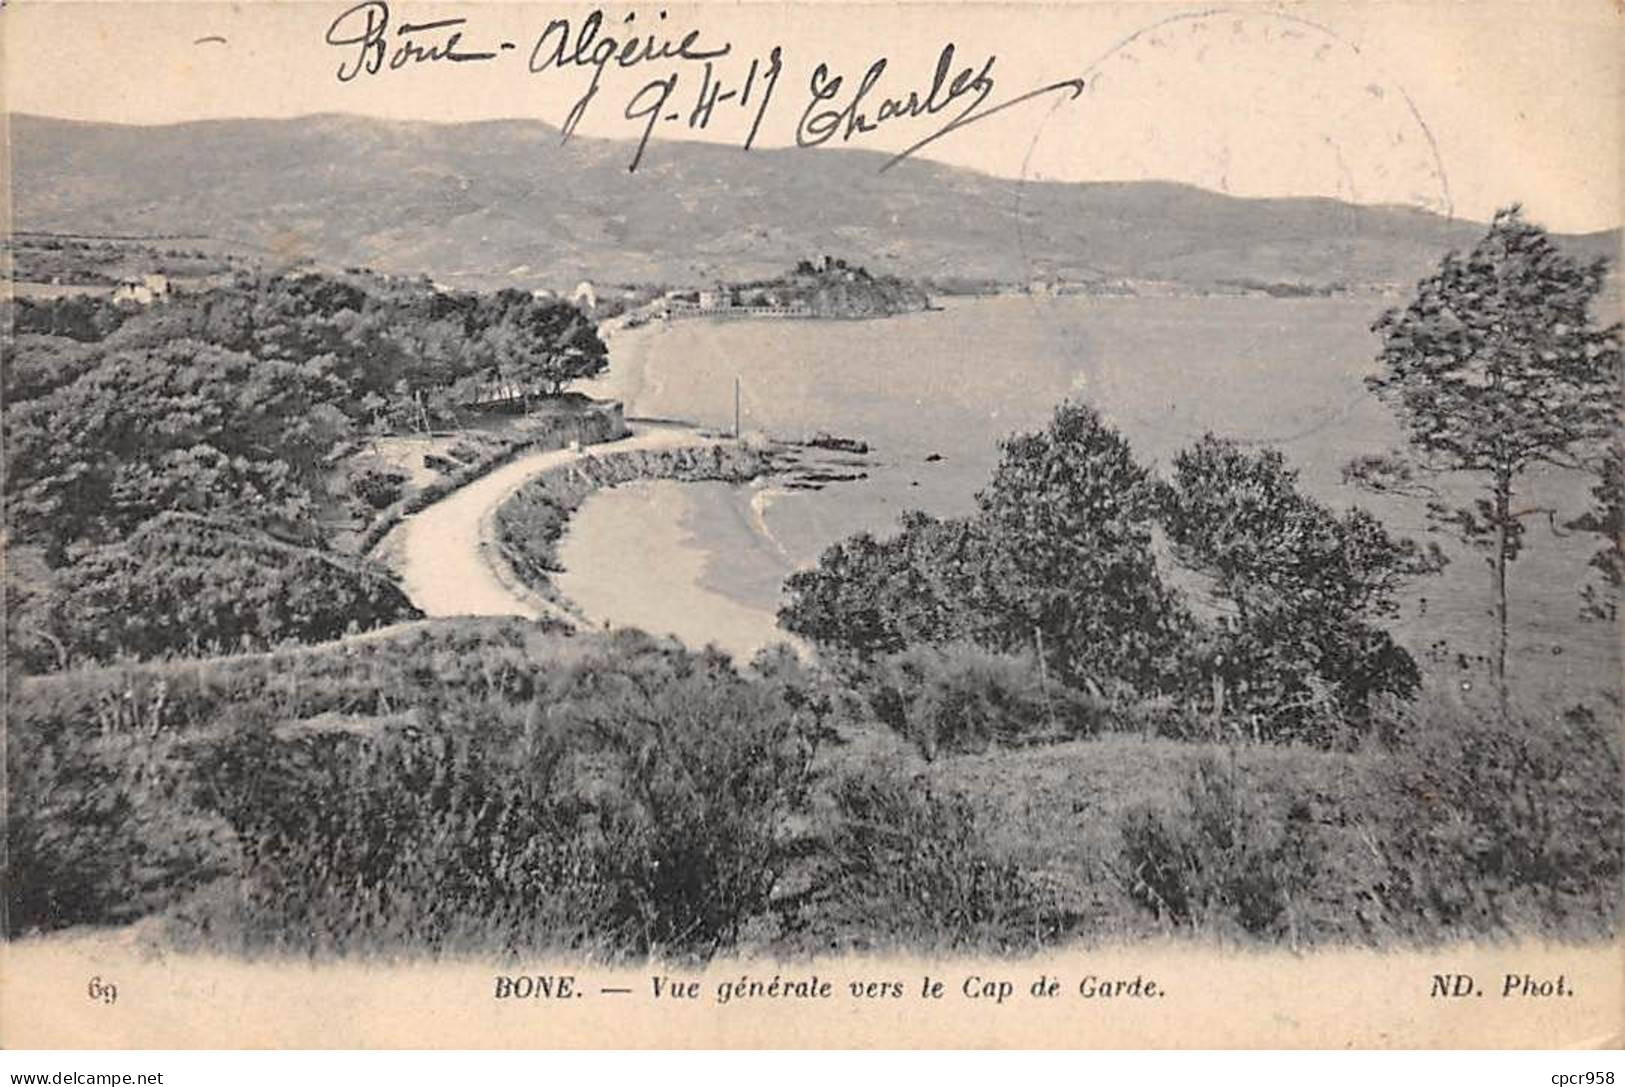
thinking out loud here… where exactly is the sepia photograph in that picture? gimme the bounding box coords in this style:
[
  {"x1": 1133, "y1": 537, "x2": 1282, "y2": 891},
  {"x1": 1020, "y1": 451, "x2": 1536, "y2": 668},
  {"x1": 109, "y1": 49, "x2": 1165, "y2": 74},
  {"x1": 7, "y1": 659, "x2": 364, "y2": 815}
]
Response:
[{"x1": 1, "y1": 0, "x2": 1620, "y2": 1051}]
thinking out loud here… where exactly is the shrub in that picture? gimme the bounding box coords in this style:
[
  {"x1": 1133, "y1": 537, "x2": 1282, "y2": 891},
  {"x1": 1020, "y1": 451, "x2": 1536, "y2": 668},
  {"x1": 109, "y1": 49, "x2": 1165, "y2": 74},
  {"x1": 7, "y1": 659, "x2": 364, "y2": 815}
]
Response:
[
  {"x1": 189, "y1": 707, "x2": 624, "y2": 956},
  {"x1": 5, "y1": 704, "x2": 238, "y2": 934},
  {"x1": 176, "y1": 630, "x2": 827, "y2": 959},
  {"x1": 866, "y1": 642, "x2": 1102, "y2": 758},
  {"x1": 1358, "y1": 693, "x2": 1623, "y2": 940},
  {"x1": 797, "y1": 765, "x2": 1073, "y2": 952},
  {"x1": 1117, "y1": 755, "x2": 1319, "y2": 939},
  {"x1": 45, "y1": 513, "x2": 420, "y2": 665},
  {"x1": 347, "y1": 467, "x2": 407, "y2": 511}
]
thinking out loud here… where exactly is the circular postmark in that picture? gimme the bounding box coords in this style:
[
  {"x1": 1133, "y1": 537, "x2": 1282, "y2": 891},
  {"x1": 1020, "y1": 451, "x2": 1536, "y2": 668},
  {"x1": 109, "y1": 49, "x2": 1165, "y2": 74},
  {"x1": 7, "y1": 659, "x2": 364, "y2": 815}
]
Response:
[{"x1": 1005, "y1": 8, "x2": 1454, "y2": 452}]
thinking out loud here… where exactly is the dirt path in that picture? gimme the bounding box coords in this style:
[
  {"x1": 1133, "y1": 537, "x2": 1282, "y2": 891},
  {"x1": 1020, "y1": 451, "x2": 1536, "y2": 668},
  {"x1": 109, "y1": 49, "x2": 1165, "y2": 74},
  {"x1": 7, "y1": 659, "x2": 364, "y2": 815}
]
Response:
[{"x1": 380, "y1": 424, "x2": 712, "y2": 621}]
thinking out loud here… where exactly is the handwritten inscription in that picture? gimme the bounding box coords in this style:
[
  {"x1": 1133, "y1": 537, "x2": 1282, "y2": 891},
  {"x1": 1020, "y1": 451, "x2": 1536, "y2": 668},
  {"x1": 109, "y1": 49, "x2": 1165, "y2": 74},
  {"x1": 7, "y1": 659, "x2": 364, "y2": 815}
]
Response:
[
  {"x1": 325, "y1": 1, "x2": 500, "y2": 81},
  {"x1": 797, "y1": 45, "x2": 995, "y2": 150},
  {"x1": 319, "y1": 2, "x2": 1090, "y2": 172}
]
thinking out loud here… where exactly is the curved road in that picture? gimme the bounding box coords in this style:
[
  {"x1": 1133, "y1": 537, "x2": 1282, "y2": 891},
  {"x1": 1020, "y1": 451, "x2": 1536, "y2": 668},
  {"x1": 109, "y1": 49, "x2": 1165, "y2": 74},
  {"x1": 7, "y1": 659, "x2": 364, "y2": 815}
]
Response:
[{"x1": 382, "y1": 424, "x2": 710, "y2": 620}]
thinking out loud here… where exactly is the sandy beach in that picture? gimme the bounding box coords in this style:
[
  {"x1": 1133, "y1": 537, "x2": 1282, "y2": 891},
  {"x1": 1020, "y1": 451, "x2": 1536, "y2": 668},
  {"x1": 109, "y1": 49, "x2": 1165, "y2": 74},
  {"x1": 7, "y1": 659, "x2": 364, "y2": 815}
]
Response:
[
  {"x1": 582, "y1": 317, "x2": 659, "y2": 412},
  {"x1": 555, "y1": 480, "x2": 805, "y2": 664},
  {"x1": 563, "y1": 317, "x2": 810, "y2": 662}
]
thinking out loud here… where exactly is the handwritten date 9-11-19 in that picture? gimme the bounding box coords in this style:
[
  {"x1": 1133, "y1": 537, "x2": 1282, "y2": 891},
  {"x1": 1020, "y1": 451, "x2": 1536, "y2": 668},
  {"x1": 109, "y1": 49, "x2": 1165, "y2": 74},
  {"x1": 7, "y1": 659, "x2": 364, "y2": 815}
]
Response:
[{"x1": 321, "y1": 1, "x2": 1084, "y2": 173}]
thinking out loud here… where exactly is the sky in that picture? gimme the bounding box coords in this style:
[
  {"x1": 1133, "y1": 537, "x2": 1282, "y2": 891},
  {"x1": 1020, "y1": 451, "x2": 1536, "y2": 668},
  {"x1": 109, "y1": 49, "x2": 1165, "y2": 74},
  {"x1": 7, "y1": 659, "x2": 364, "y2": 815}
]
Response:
[{"x1": 5, "y1": 0, "x2": 1622, "y2": 231}]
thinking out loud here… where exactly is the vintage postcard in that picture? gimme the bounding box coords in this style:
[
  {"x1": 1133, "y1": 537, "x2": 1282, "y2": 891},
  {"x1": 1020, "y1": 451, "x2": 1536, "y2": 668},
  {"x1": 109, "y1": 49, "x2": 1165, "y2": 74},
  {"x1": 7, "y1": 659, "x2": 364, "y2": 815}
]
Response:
[{"x1": 1, "y1": 0, "x2": 1620, "y2": 1050}]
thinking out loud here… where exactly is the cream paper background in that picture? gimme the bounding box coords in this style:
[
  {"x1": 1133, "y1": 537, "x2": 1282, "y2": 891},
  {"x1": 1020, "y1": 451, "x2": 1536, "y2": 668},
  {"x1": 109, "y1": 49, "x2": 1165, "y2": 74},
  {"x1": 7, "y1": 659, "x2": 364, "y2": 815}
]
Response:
[{"x1": 2, "y1": 0, "x2": 1621, "y2": 1049}]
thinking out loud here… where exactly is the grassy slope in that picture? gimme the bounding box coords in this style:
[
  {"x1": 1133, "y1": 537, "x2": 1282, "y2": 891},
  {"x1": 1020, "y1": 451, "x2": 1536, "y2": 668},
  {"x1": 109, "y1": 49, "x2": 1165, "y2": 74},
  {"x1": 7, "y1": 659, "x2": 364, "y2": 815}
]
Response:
[
  {"x1": 817, "y1": 720, "x2": 1372, "y2": 945},
  {"x1": 10, "y1": 616, "x2": 1618, "y2": 954}
]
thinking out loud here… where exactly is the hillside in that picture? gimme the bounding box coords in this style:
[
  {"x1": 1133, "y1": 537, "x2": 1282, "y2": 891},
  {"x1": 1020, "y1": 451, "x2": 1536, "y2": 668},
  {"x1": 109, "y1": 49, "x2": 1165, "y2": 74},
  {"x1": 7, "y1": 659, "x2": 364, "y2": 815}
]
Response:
[{"x1": 11, "y1": 113, "x2": 1620, "y2": 291}]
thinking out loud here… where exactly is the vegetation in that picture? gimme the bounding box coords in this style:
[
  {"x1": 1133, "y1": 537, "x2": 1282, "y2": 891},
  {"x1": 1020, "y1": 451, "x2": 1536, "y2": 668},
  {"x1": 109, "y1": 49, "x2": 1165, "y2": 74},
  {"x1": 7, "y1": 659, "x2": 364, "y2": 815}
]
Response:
[
  {"x1": 1345, "y1": 206, "x2": 1621, "y2": 702},
  {"x1": 1158, "y1": 437, "x2": 1433, "y2": 743},
  {"x1": 25, "y1": 514, "x2": 418, "y2": 669},
  {"x1": 3, "y1": 267, "x2": 612, "y2": 671},
  {"x1": 973, "y1": 404, "x2": 1194, "y2": 695},
  {"x1": 864, "y1": 643, "x2": 1102, "y2": 759},
  {"x1": 196, "y1": 635, "x2": 825, "y2": 958},
  {"x1": 6, "y1": 233, "x2": 245, "y2": 286},
  {"x1": 7, "y1": 621, "x2": 1616, "y2": 953},
  {"x1": 1356, "y1": 695, "x2": 1622, "y2": 939},
  {"x1": 5, "y1": 217, "x2": 1617, "y2": 961},
  {"x1": 783, "y1": 403, "x2": 1430, "y2": 746},
  {"x1": 1117, "y1": 755, "x2": 1318, "y2": 940},
  {"x1": 7, "y1": 336, "x2": 351, "y2": 557},
  {"x1": 6, "y1": 623, "x2": 829, "y2": 957},
  {"x1": 1572, "y1": 439, "x2": 1625, "y2": 621},
  {"x1": 793, "y1": 765, "x2": 1074, "y2": 953},
  {"x1": 783, "y1": 404, "x2": 1192, "y2": 691}
]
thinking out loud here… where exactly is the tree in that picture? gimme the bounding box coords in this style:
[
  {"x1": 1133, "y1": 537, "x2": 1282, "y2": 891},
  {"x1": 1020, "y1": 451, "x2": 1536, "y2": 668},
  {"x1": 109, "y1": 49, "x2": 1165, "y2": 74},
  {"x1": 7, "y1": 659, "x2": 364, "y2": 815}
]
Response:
[
  {"x1": 779, "y1": 512, "x2": 994, "y2": 660},
  {"x1": 1161, "y1": 436, "x2": 1431, "y2": 741},
  {"x1": 974, "y1": 402, "x2": 1192, "y2": 694},
  {"x1": 4, "y1": 339, "x2": 349, "y2": 557},
  {"x1": 471, "y1": 291, "x2": 609, "y2": 401},
  {"x1": 1346, "y1": 206, "x2": 1620, "y2": 706},
  {"x1": 1569, "y1": 437, "x2": 1624, "y2": 621},
  {"x1": 780, "y1": 403, "x2": 1191, "y2": 695}
]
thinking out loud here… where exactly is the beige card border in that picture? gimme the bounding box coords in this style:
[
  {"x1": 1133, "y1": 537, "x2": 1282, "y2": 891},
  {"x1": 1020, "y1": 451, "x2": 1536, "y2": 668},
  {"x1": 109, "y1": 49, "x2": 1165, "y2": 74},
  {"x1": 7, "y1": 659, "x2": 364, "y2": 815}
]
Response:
[
  {"x1": 4, "y1": 937, "x2": 1622, "y2": 1048},
  {"x1": 4, "y1": 0, "x2": 1622, "y2": 1051}
]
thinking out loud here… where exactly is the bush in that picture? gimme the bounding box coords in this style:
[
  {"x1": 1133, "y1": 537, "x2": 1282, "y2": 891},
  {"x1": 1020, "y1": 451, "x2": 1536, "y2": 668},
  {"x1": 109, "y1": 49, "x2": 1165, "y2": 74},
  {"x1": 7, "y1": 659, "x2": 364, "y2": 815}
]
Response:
[
  {"x1": 188, "y1": 707, "x2": 624, "y2": 956},
  {"x1": 796, "y1": 765, "x2": 1073, "y2": 952},
  {"x1": 158, "y1": 629, "x2": 824, "y2": 959},
  {"x1": 8, "y1": 622, "x2": 837, "y2": 955},
  {"x1": 5, "y1": 704, "x2": 238, "y2": 934},
  {"x1": 45, "y1": 513, "x2": 420, "y2": 665},
  {"x1": 866, "y1": 643, "x2": 1102, "y2": 758},
  {"x1": 347, "y1": 467, "x2": 407, "y2": 511},
  {"x1": 1358, "y1": 693, "x2": 1623, "y2": 940},
  {"x1": 1117, "y1": 755, "x2": 1319, "y2": 940}
]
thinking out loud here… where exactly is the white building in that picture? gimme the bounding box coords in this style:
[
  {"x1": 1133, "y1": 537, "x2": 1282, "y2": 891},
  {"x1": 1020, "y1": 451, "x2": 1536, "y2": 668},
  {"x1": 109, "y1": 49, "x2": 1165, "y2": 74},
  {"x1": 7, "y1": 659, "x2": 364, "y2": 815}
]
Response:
[
  {"x1": 697, "y1": 288, "x2": 733, "y2": 311},
  {"x1": 112, "y1": 273, "x2": 170, "y2": 305}
]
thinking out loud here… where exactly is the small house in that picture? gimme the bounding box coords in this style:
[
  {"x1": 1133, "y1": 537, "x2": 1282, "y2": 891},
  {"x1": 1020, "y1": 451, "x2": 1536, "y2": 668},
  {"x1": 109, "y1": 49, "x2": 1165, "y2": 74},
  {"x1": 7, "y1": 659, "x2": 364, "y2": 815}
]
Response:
[{"x1": 111, "y1": 273, "x2": 170, "y2": 306}]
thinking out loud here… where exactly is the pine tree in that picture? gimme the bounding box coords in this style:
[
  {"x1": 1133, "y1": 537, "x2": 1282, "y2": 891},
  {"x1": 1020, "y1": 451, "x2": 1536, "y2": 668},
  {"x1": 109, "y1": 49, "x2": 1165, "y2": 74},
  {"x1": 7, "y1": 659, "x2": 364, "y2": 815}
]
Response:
[{"x1": 1346, "y1": 206, "x2": 1620, "y2": 706}]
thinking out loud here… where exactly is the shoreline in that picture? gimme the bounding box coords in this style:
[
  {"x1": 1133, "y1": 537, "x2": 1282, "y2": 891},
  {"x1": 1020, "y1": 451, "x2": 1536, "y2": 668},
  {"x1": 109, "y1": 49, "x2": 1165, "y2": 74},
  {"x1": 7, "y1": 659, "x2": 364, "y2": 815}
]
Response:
[
  {"x1": 380, "y1": 424, "x2": 712, "y2": 622},
  {"x1": 555, "y1": 480, "x2": 809, "y2": 664},
  {"x1": 485, "y1": 441, "x2": 801, "y2": 663},
  {"x1": 552, "y1": 320, "x2": 820, "y2": 661}
]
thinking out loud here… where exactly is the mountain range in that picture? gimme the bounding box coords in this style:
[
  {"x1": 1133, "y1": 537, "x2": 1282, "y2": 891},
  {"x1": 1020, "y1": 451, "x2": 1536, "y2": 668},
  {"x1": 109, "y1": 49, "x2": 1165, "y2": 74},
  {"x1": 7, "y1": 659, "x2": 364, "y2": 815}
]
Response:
[{"x1": 10, "y1": 113, "x2": 1620, "y2": 291}]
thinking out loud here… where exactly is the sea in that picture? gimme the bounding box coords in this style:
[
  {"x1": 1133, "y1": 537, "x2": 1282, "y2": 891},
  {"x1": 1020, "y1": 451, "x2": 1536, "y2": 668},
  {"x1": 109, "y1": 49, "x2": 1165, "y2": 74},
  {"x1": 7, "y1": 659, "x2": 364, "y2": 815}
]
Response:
[{"x1": 570, "y1": 295, "x2": 1616, "y2": 696}]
